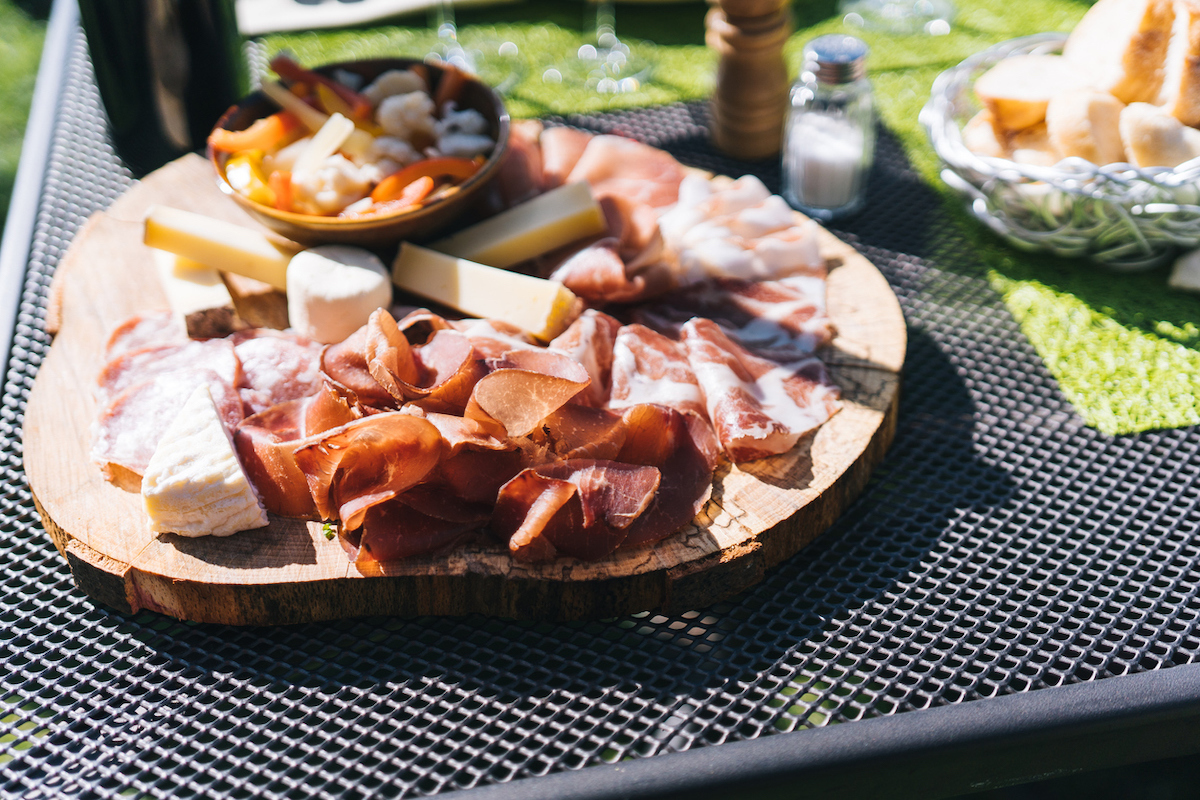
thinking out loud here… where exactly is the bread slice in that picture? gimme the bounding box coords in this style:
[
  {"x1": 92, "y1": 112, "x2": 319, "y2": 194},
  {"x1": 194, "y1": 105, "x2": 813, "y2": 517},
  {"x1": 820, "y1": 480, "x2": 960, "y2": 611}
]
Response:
[
  {"x1": 974, "y1": 55, "x2": 1093, "y2": 131},
  {"x1": 1158, "y1": 0, "x2": 1200, "y2": 126},
  {"x1": 1046, "y1": 90, "x2": 1128, "y2": 165},
  {"x1": 962, "y1": 110, "x2": 1008, "y2": 158},
  {"x1": 1063, "y1": 0, "x2": 1175, "y2": 104},
  {"x1": 1008, "y1": 124, "x2": 1063, "y2": 166},
  {"x1": 1120, "y1": 101, "x2": 1200, "y2": 165}
]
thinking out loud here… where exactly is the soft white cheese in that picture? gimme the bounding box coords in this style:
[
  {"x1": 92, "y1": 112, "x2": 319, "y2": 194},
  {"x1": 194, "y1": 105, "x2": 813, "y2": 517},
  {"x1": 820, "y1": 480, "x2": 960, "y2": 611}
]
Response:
[
  {"x1": 286, "y1": 245, "x2": 392, "y2": 344},
  {"x1": 141, "y1": 385, "x2": 269, "y2": 538}
]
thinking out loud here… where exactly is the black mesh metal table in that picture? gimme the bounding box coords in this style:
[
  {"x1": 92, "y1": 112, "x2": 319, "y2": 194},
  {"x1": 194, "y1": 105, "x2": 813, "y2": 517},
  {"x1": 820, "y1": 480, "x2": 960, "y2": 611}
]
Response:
[{"x1": 6, "y1": 3, "x2": 1200, "y2": 798}]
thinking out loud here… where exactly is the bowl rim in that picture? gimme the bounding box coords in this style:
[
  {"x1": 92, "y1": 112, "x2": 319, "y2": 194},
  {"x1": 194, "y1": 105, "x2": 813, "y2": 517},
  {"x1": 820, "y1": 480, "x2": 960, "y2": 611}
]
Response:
[
  {"x1": 207, "y1": 56, "x2": 511, "y2": 228},
  {"x1": 918, "y1": 32, "x2": 1200, "y2": 192}
]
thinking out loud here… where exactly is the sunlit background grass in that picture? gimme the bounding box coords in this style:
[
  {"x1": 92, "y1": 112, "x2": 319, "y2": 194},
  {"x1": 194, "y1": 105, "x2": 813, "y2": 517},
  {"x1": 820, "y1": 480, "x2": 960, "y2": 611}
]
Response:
[{"x1": 0, "y1": 0, "x2": 48, "y2": 242}]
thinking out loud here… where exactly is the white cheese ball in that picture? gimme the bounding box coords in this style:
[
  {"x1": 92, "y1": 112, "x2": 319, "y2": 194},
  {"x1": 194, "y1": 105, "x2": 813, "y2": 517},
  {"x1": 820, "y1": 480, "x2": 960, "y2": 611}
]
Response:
[{"x1": 287, "y1": 246, "x2": 392, "y2": 344}]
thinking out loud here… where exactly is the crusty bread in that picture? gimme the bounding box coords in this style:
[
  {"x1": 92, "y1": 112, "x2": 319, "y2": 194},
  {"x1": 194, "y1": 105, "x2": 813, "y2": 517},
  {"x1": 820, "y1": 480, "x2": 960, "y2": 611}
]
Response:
[
  {"x1": 1008, "y1": 123, "x2": 1063, "y2": 166},
  {"x1": 974, "y1": 54, "x2": 1093, "y2": 131},
  {"x1": 1119, "y1": 101, "x2": 1200, "y2": 165},
  {"x1": 962, "y1": 110, "x2": 1008, "y2": 158},
  {"x1": 1158, "y1": 0, "x2": 1200, "y2": 126},
  {"x1": 1062, "y1": 0, "x2": 1175, "y2": 104},
  {"x1": 1046, "y1": 90, "x2": 1128, "y2": 165}
]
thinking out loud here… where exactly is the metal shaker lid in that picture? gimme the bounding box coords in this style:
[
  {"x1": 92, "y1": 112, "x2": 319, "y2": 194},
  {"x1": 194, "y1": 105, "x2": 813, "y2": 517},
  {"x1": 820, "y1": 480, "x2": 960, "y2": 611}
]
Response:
[{"x1": 804, "y1": 34, "x2": 869, "y2": 84}]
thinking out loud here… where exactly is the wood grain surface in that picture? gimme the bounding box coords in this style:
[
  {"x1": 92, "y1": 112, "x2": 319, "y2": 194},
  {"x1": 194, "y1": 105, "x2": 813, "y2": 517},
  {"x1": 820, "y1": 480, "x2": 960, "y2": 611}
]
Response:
[{"x1": 25, "y1": 154, "x2": 906, "y2": 625}]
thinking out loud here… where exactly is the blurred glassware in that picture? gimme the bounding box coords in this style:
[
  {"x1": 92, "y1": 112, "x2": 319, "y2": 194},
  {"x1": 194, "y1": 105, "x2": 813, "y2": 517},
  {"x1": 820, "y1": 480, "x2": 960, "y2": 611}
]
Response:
[
  {"x1": 838, "y1": 0, "x2": 955, "y2": 35},
  {"x1": 543, "y1": 1, "x2": 654, "y2": 95},
  {"x1": 79, "y1": 0, "x2": 248, "y2": 176}
]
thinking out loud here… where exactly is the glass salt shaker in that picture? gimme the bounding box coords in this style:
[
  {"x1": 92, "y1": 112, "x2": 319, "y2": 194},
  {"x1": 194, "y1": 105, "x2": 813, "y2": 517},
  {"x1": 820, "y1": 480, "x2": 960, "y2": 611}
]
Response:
[{"x1": 782, "y1": 35, "x2": 875, "y2": 220}]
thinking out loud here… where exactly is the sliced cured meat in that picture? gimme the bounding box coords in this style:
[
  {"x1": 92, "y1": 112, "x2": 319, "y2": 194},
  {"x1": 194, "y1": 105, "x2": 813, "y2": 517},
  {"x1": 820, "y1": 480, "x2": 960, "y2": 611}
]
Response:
[
  {"x1": 320, "y1": 325, "x2": 396, "y2": 409},
  {"x1": 304, "y1": 380, "x2": 361, "y2": 436},
  {"x1": 362, "y1": 309, "x2": 482, "y2": 411},
  {"x1": 420, "y1": 409, "x2": 510, "y2": 455},
  {"x1": 234, "y1": 399, "x2": 318, "y2": 518},
  {"x1": 495, "y1": 119, "x2": 545, "y2": 208},
  {"x1": 293, "y1": 412, "x2": 444, "y2": 530},
  {"x1": 566, "y1": 135, "x2": 684, "y2": 211},
  {"x1": 452, "y1": 318, "x2": 541, "y2": 360},
  {"x1": 681, "y1": 318, "x2": 840, "y2": 462},
  {"x1": 540, "y1": 126, "x2": 593, "y2": 188},
  {"x1": 104, "y1": 312, "x2": 187, "y2": 360},
  {"x1": 97, "y1": 339, "x2": 240, "y2": 406},
  {"x1": 548, "y1": 309, "x2": 621, "y2": 407},
  {"x1": 533, "y1": 404, "x2": 627, "y2": 461},
  {"x1": 355, "y1": 487, "x2": 492, "y2": 563},
  {"x1": 608, "y1": 324, "x2": 706, "y2": 418},
  {"x1": 466, "y1": 350, "x2": 590, "y2": 437},
  {"x1": 91, "y1": 368, "x2": 243, "y2": 479},
  {"x1": 549, "y1": 239, "x2": 652, "y2": 305},
  {"x1": 492, "y1": 459, "x2": 661, "y2": 561},
  {"x1": 435, "y1": 447, "x2": 525, "y2": 505},
  {"x1": 633, "y1": 276, "x2": 833, "y2": 359},
  {"x1": 617, "y1": 404, "x2": 718, "y2": 549},
  {"x1": 232, "y1": 329, "x2": 324, "y2": 415}
]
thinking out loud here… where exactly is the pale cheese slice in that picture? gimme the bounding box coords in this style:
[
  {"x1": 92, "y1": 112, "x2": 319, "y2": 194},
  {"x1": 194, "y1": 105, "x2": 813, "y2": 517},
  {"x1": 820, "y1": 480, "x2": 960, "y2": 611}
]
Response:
[
  {"x1": 428, "y1": 181, "x2": 608, "y2": 269},
  {"x1": 141, "y1": 384, "x2": 269, "y2": 538},
  {"x1": 144, "y1": 205, "x2": 299, "y2": 291},
  {"x1": 392, "y1": 244, "x2": 582, "y2": 341},
  {"x1": 150, "y1": 249, "x2": 245, "y2": 339}
]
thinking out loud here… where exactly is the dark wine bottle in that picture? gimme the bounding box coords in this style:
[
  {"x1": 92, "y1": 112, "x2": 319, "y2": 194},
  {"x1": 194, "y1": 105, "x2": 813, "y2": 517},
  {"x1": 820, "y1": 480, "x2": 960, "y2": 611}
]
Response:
[{"x1": 78, "y1": 0, "x2": 248, "y2": 177}]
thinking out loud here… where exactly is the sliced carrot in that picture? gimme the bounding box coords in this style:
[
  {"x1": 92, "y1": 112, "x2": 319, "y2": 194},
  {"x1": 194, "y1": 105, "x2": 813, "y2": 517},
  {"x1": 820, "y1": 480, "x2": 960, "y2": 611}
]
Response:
[
  {"x1": 345, "y1": 177, "x2": 435, "y2": 218},
  {"x1": 370, "y1": 157, "x2": 480, "y2": 203},
  {"x1": 209, "y1": 111, "x2": 302, "y2": 153},
  {"x1": 433, "y1": 64, "x2": 466, "y2": 110},
  {"x1": 271, "y1": 54, "x2": 373, "y2": 121},
  {"x1": 268, "y1": 170, "x2": 293, "y2": 212}
]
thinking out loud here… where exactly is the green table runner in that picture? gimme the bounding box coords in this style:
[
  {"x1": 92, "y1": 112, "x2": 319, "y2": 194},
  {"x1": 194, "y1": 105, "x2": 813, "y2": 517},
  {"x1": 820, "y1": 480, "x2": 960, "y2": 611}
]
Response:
[{"x1": 265, "y1": 0, "x2": 1200, "y2": 436}]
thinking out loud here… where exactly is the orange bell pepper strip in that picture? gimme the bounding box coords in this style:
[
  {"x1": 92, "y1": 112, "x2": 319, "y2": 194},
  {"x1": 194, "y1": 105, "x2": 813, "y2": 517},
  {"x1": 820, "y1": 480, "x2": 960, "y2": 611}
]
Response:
[
  {"x1": 370, "y1": 158, "x2": 480, "y2": 204},
  {"x1": 268, "y1": 170, "x2": 294, "y2": 212},
  {"x1": 270, "y1": 54, "x2": 373, "y2": 121},
  {"x1": 209, "y1": 111, "x2": 302, "y2": 154}
]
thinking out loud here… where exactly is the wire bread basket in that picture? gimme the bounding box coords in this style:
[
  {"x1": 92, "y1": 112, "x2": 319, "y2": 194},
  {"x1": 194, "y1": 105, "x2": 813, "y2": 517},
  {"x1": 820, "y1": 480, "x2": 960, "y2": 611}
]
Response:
[{"x1": 920, "y1": 33, "x2": 1200, "y2": 271}]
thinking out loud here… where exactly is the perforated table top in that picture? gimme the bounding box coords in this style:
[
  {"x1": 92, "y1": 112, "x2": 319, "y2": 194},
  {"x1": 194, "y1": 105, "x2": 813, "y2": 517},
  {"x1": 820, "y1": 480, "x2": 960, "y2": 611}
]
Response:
[{"x1": 6, "y1": 5, "x2": 1200, "y2": 800}]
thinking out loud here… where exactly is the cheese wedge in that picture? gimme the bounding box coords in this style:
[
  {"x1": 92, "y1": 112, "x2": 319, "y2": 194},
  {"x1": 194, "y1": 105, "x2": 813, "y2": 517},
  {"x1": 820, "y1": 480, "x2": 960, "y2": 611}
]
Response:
[
  {"x1": 144, "y1": 205, "x2": 299, "y2": 291},
  {"x1": 141, "y1": 385, "x2": 269, "y2": 538},
  {"x1": 428, "y1": 182, "x2": 608, "y2": 269},
  {"x1": 392, "y1": 244, "x2": 582, "y2": 341}
]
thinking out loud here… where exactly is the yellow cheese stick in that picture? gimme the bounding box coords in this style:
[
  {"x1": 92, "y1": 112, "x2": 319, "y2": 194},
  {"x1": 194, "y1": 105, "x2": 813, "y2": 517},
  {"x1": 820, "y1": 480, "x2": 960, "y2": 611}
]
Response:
[
  {"x1": 429, "y1": 181, "x2": 608, "y2": 269},
  {"x1": 143, "y1": 205, "x2": 299, "y2": 291},
  {"x1": 392, "y1": 244, "x2": 581, "y2": 341}
]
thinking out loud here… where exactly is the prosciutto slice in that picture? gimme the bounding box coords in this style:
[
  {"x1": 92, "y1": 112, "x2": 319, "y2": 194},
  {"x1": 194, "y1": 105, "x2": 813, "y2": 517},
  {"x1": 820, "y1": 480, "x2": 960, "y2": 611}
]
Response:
[
  {"x1": 540, "y1": 126, "x2": 593, "y2": 188},
  {"x1": 492, "y1": 460, "x2": 661, "y2": 561},
  {"x1": 608, "y1": 324, "x2": 706, "y2": 419},
  {"x1": 364, "y1": 309, "x2": 482, "y2": 411},
  {"x1": 293, "y1": 412, "x2": 444, "y2": 530},
  {"x1": 466, "y1": 350, "x2": 590, "y2": 437},
  {"x1": 355, "y1": 486, "x2": 492, "y2": 564},
  {"x1": 548, "y1": 309, "x2": 621, "y2": 407},
  {"x1": 233, "y1": 399, "x2": 318, "y2": 518},
  {"x1": 681, "y1": 318, "x2": 840, "y2": 461},
  {"x1": 633, "y1": 276, "x2": 833, "y2": 359}
]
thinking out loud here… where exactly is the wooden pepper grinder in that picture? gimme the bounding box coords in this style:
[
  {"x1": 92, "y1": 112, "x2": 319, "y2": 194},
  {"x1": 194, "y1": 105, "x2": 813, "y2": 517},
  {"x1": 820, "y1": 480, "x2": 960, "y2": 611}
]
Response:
[{"x1": 707, "y1": 0, "x2": 793, "y2": 160}]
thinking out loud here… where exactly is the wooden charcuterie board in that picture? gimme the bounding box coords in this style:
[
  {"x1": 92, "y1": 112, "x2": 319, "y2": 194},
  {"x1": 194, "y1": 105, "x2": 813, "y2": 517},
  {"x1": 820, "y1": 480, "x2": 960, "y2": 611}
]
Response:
[{"x1": 24, "y1": 154, "x2": 905, "y2": 625}]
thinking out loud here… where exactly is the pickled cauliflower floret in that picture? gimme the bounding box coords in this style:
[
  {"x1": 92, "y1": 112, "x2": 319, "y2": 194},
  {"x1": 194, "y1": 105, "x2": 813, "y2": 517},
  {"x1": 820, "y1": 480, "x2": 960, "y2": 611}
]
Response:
[
  {"x1": 434, "y1": 133, "x2": 495, "y2": 159},
  {"x1": 291, "y1": 154, "x2": 371, "y2": 216},
  {"x1": 377, "y1": 92, "x2": 437, "y2": 141},
  {"x1": 263, "y1": 135, "x2": 312, "y2": 174},
  {"x1": 356, "y1": 135, "x2": 423, "y2": 183},
  {"x1": 435, "y1": 103, "x2": 489, "y2": 137},
  {"x1": 362, "y1": 69, "x2": 428, "y2": 107}
]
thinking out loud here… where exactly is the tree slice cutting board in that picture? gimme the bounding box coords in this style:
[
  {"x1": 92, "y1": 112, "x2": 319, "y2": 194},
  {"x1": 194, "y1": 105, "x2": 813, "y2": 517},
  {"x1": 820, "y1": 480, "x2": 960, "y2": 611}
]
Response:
[{"x1": 24, "y1": 153, "x2": 905, "y2": 626}]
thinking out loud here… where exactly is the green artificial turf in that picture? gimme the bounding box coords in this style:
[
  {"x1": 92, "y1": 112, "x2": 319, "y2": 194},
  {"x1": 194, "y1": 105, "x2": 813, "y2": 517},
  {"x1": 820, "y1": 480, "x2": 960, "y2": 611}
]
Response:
[{"x1": 0, "y1": 1, "x2": 47, "y2": 239}]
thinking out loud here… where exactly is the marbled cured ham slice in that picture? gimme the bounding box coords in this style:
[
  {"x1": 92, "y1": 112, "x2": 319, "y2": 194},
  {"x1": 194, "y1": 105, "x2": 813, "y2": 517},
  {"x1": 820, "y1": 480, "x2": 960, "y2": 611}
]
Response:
[
  {"x1": 466, "y1": 350, "x2": 590, "y2": 437},
  {"x1": 540, "y1": 126, "x2": 593, "y2": 189},
  {"x1": 355, "y1": 487, "x2": 492, "y2": 563},
  {"x1": 633, "y1": 276, "x2": 833, "y2": 359},
  {"x1": 548, "y1": 309, "x2": 621, "y2": 407},
  {"x1": 548, "y1": 239, "x2": 658, "y2": 305},
  {"x1": 364, "y1": 309, "x2": 483, "y2": 412},
  {"x1": 232, "y1": 329, "x2": 324, "y2": 415},
  {"x1": 104, "y1": 311, "x2": 187, "y2": 360},
  {"x1": 608, "y1": 324, "x2": 706, "y2": 419},
  {"x1": 233, "y1": 398, "x2": 319, "y2": 518},
  {"x1": 681, "y1": 318, "x2": 840, "y2": 462},
  {"x1": 97, "y1": 339, "x2": 241, "y2": 406},
  {"x1": 293, "y1": 412, "x2": 444, "y2": 530},
  {"x1": 495, "y1": 119, "x2": 545, "y2": 209},
  {"x1": 492, "y1": 459, "x2": 662, "y2": 561},
  {"x1": 91, "y1": 368, "x2": 244, "y2": 479}
]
